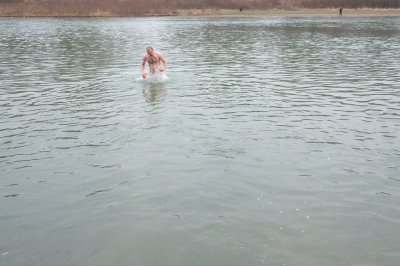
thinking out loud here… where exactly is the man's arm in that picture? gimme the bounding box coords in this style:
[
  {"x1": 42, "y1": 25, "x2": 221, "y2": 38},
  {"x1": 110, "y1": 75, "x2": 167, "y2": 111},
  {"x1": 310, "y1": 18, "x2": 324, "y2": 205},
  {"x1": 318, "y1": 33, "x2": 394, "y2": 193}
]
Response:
[
  {"x1": 141, "y1": 56, "x2": 147, "y2": 78},
  {"x1": 157, "y1": 53, "x2": 168, "y2": 72}
]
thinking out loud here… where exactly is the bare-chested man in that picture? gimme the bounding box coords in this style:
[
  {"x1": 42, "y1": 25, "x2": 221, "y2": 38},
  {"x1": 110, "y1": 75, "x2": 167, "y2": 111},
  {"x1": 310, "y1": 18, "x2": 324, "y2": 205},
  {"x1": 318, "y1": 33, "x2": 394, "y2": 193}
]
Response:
[{"x1": 141, "y1": 46, "x2": 168, "y2": 79}]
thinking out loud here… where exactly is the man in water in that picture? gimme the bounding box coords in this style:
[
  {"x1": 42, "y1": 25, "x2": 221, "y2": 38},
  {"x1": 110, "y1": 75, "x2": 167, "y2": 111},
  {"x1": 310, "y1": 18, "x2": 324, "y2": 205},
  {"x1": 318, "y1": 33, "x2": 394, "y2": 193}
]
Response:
[{"x1": 141, "y1": 46, "x2": 168, "y2": 79}]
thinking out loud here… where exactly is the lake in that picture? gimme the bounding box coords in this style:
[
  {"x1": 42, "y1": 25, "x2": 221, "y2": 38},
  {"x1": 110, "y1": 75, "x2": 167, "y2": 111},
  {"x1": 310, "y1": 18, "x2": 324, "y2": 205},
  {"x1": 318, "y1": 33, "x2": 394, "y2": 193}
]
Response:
[{"x1": 0, "y1": 16, "x2": 400, "y2": 266}]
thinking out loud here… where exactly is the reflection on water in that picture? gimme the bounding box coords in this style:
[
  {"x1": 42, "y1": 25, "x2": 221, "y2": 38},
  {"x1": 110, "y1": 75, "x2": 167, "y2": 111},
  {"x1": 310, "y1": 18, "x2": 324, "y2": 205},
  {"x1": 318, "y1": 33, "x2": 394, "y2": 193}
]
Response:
[
  {"x1": 0, "y1": 16, "x2": 400, "y2": 266},
  {"x1": 141, "y1": 82, "x2": 167, "y2": 103},
  {"x1": 139, "y1": 73, "x2": 169, "y2": 103}
]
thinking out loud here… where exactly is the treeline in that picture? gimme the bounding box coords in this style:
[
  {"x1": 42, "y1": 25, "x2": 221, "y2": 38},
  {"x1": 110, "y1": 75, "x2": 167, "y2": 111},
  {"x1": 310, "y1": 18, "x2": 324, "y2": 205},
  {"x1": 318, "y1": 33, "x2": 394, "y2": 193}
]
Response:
[{"x1": 0, "y1": 0, "x2": 399, "y2": 16}]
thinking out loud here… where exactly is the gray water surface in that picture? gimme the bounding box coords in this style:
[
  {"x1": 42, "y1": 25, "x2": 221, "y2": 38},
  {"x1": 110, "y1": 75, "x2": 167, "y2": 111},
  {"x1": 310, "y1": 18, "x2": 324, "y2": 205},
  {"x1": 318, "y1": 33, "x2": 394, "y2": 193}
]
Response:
[{"x1": 1, "y1": 16, "x2": 400, "y2": 266}]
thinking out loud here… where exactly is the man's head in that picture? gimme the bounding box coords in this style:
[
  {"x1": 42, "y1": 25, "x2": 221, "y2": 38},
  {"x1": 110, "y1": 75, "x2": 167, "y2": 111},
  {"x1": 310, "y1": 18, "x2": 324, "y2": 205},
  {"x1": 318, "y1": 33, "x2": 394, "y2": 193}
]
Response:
[{"x1": 146, "y1": 46, "x2": 154, "y2": 56}]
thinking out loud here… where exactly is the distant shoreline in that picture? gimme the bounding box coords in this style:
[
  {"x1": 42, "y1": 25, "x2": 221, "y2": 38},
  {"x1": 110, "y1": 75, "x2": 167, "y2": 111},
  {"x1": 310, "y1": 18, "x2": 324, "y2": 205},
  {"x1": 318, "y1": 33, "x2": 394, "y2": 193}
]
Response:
[
  {"x1": 175, "y1": 8, "x2": 400, "y2": 17},
  {"x1": 0, "y1": 8, "x2": 399, "y2": 17}
]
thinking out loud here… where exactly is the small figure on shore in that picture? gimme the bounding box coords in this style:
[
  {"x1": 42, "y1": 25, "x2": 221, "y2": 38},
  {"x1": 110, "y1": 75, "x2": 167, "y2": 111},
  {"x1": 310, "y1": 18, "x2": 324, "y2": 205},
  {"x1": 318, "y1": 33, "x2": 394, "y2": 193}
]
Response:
[
  {"x1": 240, "y1": 7, "x2": 243, "y2": 12},
  {"x1": 141, "y1": 46, "x2": 168, "y2": 79},
  {"x1": 339, "y1": 7, "x2": 343, "y2": 16}
]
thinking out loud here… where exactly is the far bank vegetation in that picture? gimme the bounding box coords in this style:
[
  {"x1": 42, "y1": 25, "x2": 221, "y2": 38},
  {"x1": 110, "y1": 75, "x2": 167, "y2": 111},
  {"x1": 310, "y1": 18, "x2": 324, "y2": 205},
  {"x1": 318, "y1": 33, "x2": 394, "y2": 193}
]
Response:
[{"x1": 0, "y1": 0, "x2": 399, "y2": 16}]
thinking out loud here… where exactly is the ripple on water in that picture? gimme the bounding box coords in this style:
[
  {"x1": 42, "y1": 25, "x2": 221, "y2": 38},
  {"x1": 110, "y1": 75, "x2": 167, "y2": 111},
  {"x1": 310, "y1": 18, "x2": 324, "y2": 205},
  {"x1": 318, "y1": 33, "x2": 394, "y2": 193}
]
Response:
[{"x1": 0, "y1": 17, "x2": 400, "y2": 266}]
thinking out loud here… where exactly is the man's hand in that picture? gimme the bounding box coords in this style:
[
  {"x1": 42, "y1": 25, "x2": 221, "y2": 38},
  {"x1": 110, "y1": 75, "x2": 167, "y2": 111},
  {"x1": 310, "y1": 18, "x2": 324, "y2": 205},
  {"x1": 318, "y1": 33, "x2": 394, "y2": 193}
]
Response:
[{"x1": 141, "y1": 73, "x2": 148, "y2": 79}]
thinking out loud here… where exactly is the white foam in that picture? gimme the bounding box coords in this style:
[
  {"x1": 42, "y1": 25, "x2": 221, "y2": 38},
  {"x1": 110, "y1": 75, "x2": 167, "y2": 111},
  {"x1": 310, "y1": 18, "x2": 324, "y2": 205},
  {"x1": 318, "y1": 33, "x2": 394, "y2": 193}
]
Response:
[{"x1": 136, "y1": 72, "x2": 169, "y2": 83}]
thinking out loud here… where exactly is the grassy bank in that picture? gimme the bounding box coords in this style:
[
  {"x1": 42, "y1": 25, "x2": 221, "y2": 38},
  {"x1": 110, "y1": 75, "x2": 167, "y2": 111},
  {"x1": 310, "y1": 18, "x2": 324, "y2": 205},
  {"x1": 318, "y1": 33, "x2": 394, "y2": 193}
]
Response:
[{"x1": 0, "y1": 5, "x2": 399, "y2": 17}]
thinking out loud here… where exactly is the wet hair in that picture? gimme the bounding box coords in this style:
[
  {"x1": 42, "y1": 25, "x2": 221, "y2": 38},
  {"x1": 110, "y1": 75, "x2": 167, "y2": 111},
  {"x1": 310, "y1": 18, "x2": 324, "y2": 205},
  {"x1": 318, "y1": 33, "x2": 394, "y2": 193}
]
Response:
[{"x1": 146, "y1": 46, "x2": 154, "y2": 51}]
